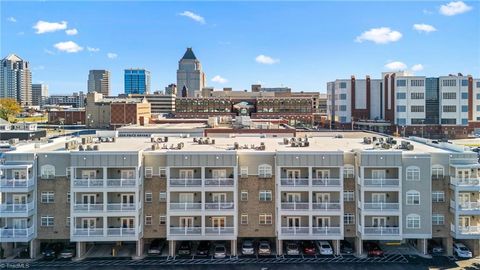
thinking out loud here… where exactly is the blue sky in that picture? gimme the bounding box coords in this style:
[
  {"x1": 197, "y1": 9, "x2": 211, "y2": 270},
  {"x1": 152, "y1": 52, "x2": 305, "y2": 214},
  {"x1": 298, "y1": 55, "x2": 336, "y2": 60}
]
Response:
[{"x1": 1, "y1": 1, "x2": 479, "y2": 95}]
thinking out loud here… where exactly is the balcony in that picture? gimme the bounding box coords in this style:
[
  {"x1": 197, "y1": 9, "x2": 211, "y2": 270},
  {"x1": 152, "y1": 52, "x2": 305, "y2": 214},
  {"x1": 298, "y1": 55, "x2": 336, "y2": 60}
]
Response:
[
  {"x1": 363, "y1": 178, "x2": 400, "y2": 188},
  {"x1": 205, "y1": 202, "x2": 234, "y2": 211},
  {"x1": 280, "y1": 227, "x2": 309, "y2": 235},
  {"x1": 280, "y1": 202, "x2": 309, "y2": 211},
  {"x1": 73, "y1": 179, "x2": 104, "y2": 188},
  {"x1": 363, "y1": 202, "x2": 400, "y2": 212},
  {"x1": 450, "y1": 224, "x2": 480, "y2": 237},
  {"x1": 106, "y1": 179, "x2": 137, "y2": 188},
  {"x1": 0, "y1": 201, "x2": 35, "y2": 217},
  {"x1": 169, "y1": 227, "x2": 202, "y2": 236},
  {"x1": 311, "y1": 202, "x2": 341, "y2": 211},
  {"x1": 451, "y1": 178, "x2": 480, "y2": 189},
  {"x1": 169, "y1": 202, "x2": 202, "y2": 211},
  {"x1": 204, "y1": 227, "x2": 235, "y2": 235},
  {"x1": 106, "y1": 227, "x2": 137, "y2": 237},
  {"x1": 204, "y1": 178, "x2": 234, "y2": 187},
  {"x1": 73, "y1": 203, "x2": 104, "y2": 213},
  {"x1": 0, "y1": 226, "x2": 35, "y2": 241},
  {"x1": 312, "y1": 178, "x2": 341, "y2": 187},
  {"x1": 106, "y1": 203, "x2": 137, "y2": 212},
  {"x1": 312, "y1": 227, "x2": 342, "y2": 236},
  {"x1": 280, "y1": 178, "x2": 309, "y2": 187},
  {"x1": 0, "y1": 179, "x2": 35, "y2": 192},
  {"x1": 72, "y1": 227, "x2": 139, "y2": 240},
  {"x1": 362, "y1": 226, "x2": 400, "y2": 236},
  {"x1": 450, "y1": 200, "x2": 480, "y2": 214},
  {"x1": 72, "y1": 228, "x2": 104, "y2": 237},
  {"x1": 169, "y1": 178, "x2": 202, "y2": 187}
]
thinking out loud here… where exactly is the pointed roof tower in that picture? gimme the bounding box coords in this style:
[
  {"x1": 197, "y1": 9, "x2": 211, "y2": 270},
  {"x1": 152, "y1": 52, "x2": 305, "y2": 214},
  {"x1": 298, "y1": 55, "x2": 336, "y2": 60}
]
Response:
[
  {"x1": 181, "y1": 85, "x2": 188, "y2": 97},
  {"x1": 181, "y1": 48, "x2": 197, "y2": 60}
]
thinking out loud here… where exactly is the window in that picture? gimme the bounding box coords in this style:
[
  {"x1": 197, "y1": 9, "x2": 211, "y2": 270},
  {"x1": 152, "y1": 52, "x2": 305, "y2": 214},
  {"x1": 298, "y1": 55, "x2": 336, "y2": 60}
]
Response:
[
  {"x1": 145, "y1": 215, "x2": 152, "y2": 226},
  {"x1": 477, "y1": 82, "x2": 480, "y2": 88},
  {"x1": 241, "y1": 190, "x2": 248, "y2": 201},
  {"x1": 339, "y1": 93, "x2": 347, "y2": 100},
  {"x1": 461, "y1": 80, "x2": 468, "y2": 87},
  {"x1": 259, "y1": 190, "x2": 272, "y2": 201},
  {"x1": 241, "y1": 214, "x2": 248, "y2": 225},
  {"x1": 66, "y1": 167, "x2": 71, "y2": 178},
  {"x1": 344, "y1": 191, "x2": 354, "y2": 202},
  {"x1": 344, "y1": 166, "x2": 354, "y2": 178},
  {"x1": 411, "y1": 106, "x2": 424, "y2": 113},
  {"x1": 396, "y1": 105, "x2": 406, "y2": 112},
  {"x1": 67, "y1": 192, "x2": 71, "y2": 203},
  {"x1": 339, "y1": 82, "x2": 347, "y2": 88},
  {"x1": 432, "y1": 214, "x2": 445, "y2": 225},
  {"x1": 344, "y1": 213, "x2": 355, "y2": 225},
  {"x1": 406, "y1": 166, "x2": 420, "y2": 181},
  {"x1": 340, "y1": 116, "x2": 347, "y2": 123},
  {"x1": 240, "y1": 167, "x2": 248, "y2": 178},
  {"x1": 431, "y1": 165, "x2": 444, "y2": 178},
  {"x1": 159, "y1": 192, "x2": 167, "y2": 202},
  {"x1": 462, "y1": 105, "x2": 468, "y2": 112},
  {"x1": 66, "y1": 217, "x2": 70, "y2": 227},
  {"x1": 258, "y1": 164, "x2": 272, "y2": 178},
  {"x1": 397, "y1": 80, "x2": 407, "y2": 87},
  {"x1": 432, "y1": 191, "x2": 445, "y2": 202},
  {"x1": 159, "y1": 168, "x2": 167, "y2": 178},
  {"x1": 461, "y1": 92, "x2": 468, "y2": 99},
  {"x1": 406, "y1": 190, "x2": 420, "y2": 205},
  {"x1": 411, "y1": 92, "x2": 424, "y2": 99},
  {"x1": 144, "y1": 167, "x2": 153, "y2": 178},
  {"x1": 406, "y1": 214, "x2": 421, "y2": 229},
  {"x1": 41, "y1": 192, "x2": 55, "y2": 203},
  {"x1": 477, "y1": 93, "x2": 480, "y2": 99},
  {"x1": 259, "y1": 214, "x2": 272, "y2": 225},
  {"x1": 443, "y1": 105, "x2": 456, "y2": 112},
  {"x1": 40, "y1": 165, "x2": 55, "y2": 179},
  {"x1": 339, "y1": 105, "x2": 347, "y2": 111},
  {"x1": 462, "y1": 119, "x2": 468, "y2": 125},
  {"x1": 159, "y1": 216, "x2": 166, "y2": 225},
  {"x1": 442, "y1": 92, "x2": 456, "y2": 99},
  {"x1": 145, "y1": 192, "x2": 152, "y2": 203},
  {"x1": 442, "y1": 79, "x2": 456, "y2": 87},
  {"x1": 441, "y1": 118, "x2": 456, "y2": 125},
  {"x1": 411, "y1": 119, "x2": 425, "y2": 124},
  {"x1": 397, "y1": 118, "x2": 406, "y2": 125},
  {"x1": 396, "y1": 92, "x2": 406, "y2": 99},
  {"x1": 477, "y1": 105, "x2": 480, "y2": 111},
  {"x1": 41, "y1": 216, "x2": 54, "y2": 227},
  {"x1": 411, "y1": 80, "x2": 425, "y2": 87}
]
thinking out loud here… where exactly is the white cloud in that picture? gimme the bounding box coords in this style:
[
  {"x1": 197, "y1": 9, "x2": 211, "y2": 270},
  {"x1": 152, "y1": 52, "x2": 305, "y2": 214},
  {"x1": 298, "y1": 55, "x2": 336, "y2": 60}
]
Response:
[
  {"x1": 255, "y1": 54, "x2": 279, "y2": 65},
  {"x1": 422, "y1": 9, "x2": 434, "y2": 15},
  {"x1": 179, "y1": 11, "x2": 205, "y2": 24},
  {"x1": 385, "y1": 61, "x2": 407, "y2": 71},
  {"x1": 107, "y1": 52, "x2": 118, "y2": 59},
  {"x1": 355, "y1": 27, "x2": 402, "y2": 44},
  {"x1": 411, "y1": 64, "x2": 424, "y2": 72},
  {"x1": 44, "y1": 49, "x2": 55, "y2": 55},
  {"x1": 87, "y1": 47, "x2": 100, "y2": 52},
  {"x1": 7, "y1": 17, "x2": 16, "y2": 23},
  {"x1": 53, "y1": 41, "x2": 83, "y2": 53},
  {"x1": 440, "y1": 1, "x2": 472, "y2": 16},
  {"x1": 413, "y1": 24, "x2": 437, "y2": 33},
  {"x1": 211, "y1": 75, "x2": 228, "y2": 84},
  {"x1": 33, "y1": 20, "x2": 68, "y2": 34},
  {"x1": 65, "y1": 28, "x2": 78, "y2": 35}
]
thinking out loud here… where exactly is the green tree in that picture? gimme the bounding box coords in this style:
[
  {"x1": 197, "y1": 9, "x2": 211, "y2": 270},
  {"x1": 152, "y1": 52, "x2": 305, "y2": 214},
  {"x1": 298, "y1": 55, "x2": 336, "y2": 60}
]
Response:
[{"x1": 0, "y1": 98, "x2": 21, "y2": 120}]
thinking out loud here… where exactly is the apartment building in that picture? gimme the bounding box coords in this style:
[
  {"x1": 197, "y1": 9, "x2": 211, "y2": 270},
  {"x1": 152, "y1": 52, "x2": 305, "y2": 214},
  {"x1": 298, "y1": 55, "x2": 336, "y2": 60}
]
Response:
[
  {"x1": 1, "y1": 132, "x2": 479, "y2": 259},
  {"x1": 327, "y1": 73, "x2": 480, "y2": 138}
]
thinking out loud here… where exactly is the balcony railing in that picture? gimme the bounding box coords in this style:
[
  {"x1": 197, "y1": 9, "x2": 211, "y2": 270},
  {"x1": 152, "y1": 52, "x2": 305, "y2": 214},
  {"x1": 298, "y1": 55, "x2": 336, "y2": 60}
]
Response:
[
  {"x1": 0, "y1": 226, "x2": 35, "y2": 239},
  {"x1": 204, "y1": 178, "x2": 234, "y2": 187},
  {"x1": 73, "y1": 179, "x2": 104, "y2": 188},
  {"x1": 312, "y1": 202, "x2": 341, "y2": 211},
  {"x1": 312, "y1": 178, "x2": 341, "y2": 187},
  {"x1": 363, "y1": 226, "x2": 400, "y2": 235},
  {"x1": 280, "y1": 178, "x2": 309, "y2": 187},
  {"x1": 363, "y1": 202, "x2": 400, "y2": 211},
  {"x1": 73, "y1": 228, "x2": 104, "y2": 237},
  {"x1": 73, "y1": 203, "x2": 104, "y2": 212},
  {"x1": 280, "y1": 227, "x2": 309, "y2": 235},
  {"x1": 205, "y1": 202, "x2": 234, "y2": 210},
  {"x1": 73, "y1": 228, "x2": 138, "y2": 237},
  {"x1": 204, "y1": 227, "x2": 235, "y2": 235},
  {"x1": 169, "y1": 178, "x2": 202, "y2": 187},
  {"x1": 281, "y1": 202, "x2": 309, "y2": 210},
  {"x1": 106, "y1": 179, "x2": 136, "y2": 187},
  {"x1": 107, "y1": 228, "x2": 136, "y2": 236},
  {"x1": 451, "y1": 178, "x2": 480, "y2": 187},
  {"x1": 451, "y1": 224, "x2": 480, "y2": 234},
  {"x1": 312, "y1": 227, "x2": 341, "y2": 235},
  {"x1": 363, "y1": 178, "x2": 400, "y2": 187},
  {"x1": 106, "y1": 203, "x2": 136, "y2": 211},
  {"x1": 450, "y1": 200, "x2": 480, "y2": 211},
  {"x1": 169, "y1": 227, "x2": 202, "y2": 235},
  {"x1": 0, "y1": 179, "x2": 34, "y2": 189},
  {"x1": 0, "y1": 201, "x2": 34, "y2": 214},
  {"x1": 169, "y1": 202, "x2": 202, "y2": 211}
]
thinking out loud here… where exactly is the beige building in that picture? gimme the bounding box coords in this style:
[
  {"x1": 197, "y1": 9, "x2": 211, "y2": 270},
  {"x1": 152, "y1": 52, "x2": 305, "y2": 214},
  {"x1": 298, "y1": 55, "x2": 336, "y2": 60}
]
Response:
[
  {"x1": 87, "y1": 70, "x2": 111, "y2": 96},
  {"x1": 176, "y1": 48, "x2": 206, "y2": 97}
]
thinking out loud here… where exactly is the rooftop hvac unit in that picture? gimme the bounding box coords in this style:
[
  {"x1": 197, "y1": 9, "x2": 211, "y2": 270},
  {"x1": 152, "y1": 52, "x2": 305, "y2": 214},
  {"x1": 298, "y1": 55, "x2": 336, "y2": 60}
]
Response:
[
  {"x1": 93, "y1": 145, "x2": 99, "y2": 150},
  {"x1": 234, "y1": 142, "x2": 239, "y2": 150},
  {"x1": 407, "y1": 144, "x2": 414, "y2": 151}
]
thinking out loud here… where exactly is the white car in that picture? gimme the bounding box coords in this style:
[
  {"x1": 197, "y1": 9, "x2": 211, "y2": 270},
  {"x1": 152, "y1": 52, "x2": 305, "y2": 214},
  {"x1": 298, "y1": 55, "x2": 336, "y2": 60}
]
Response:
[
  {"x1": 453, "y1": 243, "x2": 472, "y2": 258},
  {"x1": 316, "y1": 241, "x2": 334, "y2": 255}
]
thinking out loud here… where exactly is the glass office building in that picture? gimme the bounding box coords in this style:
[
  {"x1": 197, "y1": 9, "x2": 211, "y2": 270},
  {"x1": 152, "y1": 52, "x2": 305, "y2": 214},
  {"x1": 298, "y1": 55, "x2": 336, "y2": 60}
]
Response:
[{"x1": 124, "y1": 69, "x2": 151, "y2": 94}]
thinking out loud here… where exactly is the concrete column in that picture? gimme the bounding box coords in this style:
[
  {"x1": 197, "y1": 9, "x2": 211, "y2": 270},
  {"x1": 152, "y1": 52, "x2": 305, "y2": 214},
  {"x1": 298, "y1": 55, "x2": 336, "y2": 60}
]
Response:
[
  {"x1": 1, "y1": 242, "x2": 14, "y2": 258},
  {"x1": 169, "y1": 240, "x2": 175, "y2": 257},
  {"x1": 355, "y1": 237, "x2": 363, "y2": 256},
  {"x1": 30, "y1": 239, "x2": 40, "y2": 258},
  {"x1": 76, "y1": 242, "x2": 86, "y2": 259},
  {"x1": 446, "y1": 237, "x2": 453, "y2": 256},
  {"x1": 333, "y1": 240, "x2": 340, "y2": 255},
  {"x1": 136, "y1": 239, "x2": 144, "y2": 258},
  {"x1": 416, "y1": 239, "x2": 427, "y2": 255},
  {"x1": 277, "y1": 239, "x2": 283, "y2": 255},
  {"x1": 231, "y1": 240, "x2": 237, "y2": 256}
]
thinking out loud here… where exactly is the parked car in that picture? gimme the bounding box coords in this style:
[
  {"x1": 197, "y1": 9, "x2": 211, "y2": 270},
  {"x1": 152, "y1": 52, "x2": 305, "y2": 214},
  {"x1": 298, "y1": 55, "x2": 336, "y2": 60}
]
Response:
[
  {"x1": 177, "y1": 241, "x2": 192, "y2": 256},
  {"x1": 196, "y1": 241, "x2": 211, "y2": 257},
  {"x1": 42, "y1": 243, "x2": 62, "y2": 260},
  {"x1": 147, "y1": 239, "x2": 166, "y2": 255},
  {"x1": 453, "y1": 243, "x2": 472, "y2": 258},
  {"x1": 364, "y1": 242, "x2": 383, "y2": 257},
  {"x1": 428, "y1": 240, "x2": 444, "y2": 255},
  {"x1": 286, "y1": 242, "x2": 300, "y2": 256},
  {"x1": 340, "y1": 240, "x2": 354, "y2": 254},
  {"x1": 59, "y1": 246, "x2": 75, "y2": 259},
  {"x1": 302, "y1": 241, "x2": 317, "y2": 255},
  {"x1": 316, "y1": 241, "x2": 333, "y2": 255},
  {"x1": 241, "y1": 240, "x2": 255, "y2": 255},
  {"x1": 258, "y1": 240, "x2": 272, "y2": 256},
  {"x1": 214, "y1": 244, "x2": 227, "y2": 259}
]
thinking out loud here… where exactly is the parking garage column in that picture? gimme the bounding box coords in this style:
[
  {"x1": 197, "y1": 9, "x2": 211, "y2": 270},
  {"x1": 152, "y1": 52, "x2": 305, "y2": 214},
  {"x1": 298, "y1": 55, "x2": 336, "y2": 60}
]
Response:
[
  {"x1": 333, "y1": 240, "x2": 340, "y2": 255},
  {"x1": 355, "y1": 237, "x2": 362, "y2": 256},
  {"x1": 416, "y1": 239, "x2": 427, "y2": 255},
  {"x1": 169, "y1": 240, "x2": 175, "y2": 257},
  {"x1": 136, "y1": 239, "x2": 144, "y2": 258},
  {"x1": 446, "y1": 237, "x2": 453, "y2": 256},
  {"x1": 1, "y1": 242, "x2": 14, "y2": 258},
  {"x1": 277, "y1": 239, "x2": 283, "y2": 256},
  {"x1": 231, "y1": 240, "x2": 237, "y2": 256},
  {"x1": 30, "y1": 239, "x2": 40, "y2": 258},
  {"x1": 76, "y1": 242, "x2": 86, "y2": 259}
]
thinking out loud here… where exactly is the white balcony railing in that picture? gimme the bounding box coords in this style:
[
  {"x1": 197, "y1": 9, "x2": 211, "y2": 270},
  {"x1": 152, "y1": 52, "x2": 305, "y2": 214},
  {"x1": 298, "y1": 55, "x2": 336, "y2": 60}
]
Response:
[
  {"x1": 280, "y1": 178, "x2": 309, "y2": 187},
  {"x1": 169, "y1": 178, "x2": 202, "y2": 187},
  {"x1": 311, "y1": 202, "x2": 341, "y2": 211},
  {"x1": 106, "y1": 179, "x2": 136, "y2": 187},
  {"x1": 363, "y1": 226, "x2": 400, "y2": 235},
  {"x1": 169, "y1": 227, "x2": 202, "y2": 235},
  {"x1": 73, "y1": 179, "x2": 104, "y2": 188},
  {"x1": 363, "y1": 178, "x2": 400, "y2": 187},
  {"x1": 169, "y1": 202, "x2": 202, "y2": 211},
  {"x1": 312, "y1": 227, "x2": 342, "y2": 235},
  {"x1": 73, "y1": 203, "x2": 104, "y2": 212},
  {"x1": 280, "y1": 227, "x2": 310, "y2": 235},
  {"x1": 451, "y1": 224, "x2": 480, "y2": 235},
  {"x1": 204, "y1": 227, "x2": 235, "y2": 235},
  {"x1": 107, "y1": 228, "x2": 136, "y2": 236},
  {"x1": 312, "y1": 178, "x2": 341, "y2": 187},
  {"x1": 451, "y1": 177, "x2": 480, "y2": 187},
  {"x1": 281, "y1": 202, "x2": 309, "y2": 210},
  {"x1": 450, "y1": 200, "x2": 480, "y2": 211},
  {"x1": 205, "y1": 202, "x2": 234, "y2": 210},
  {"x1": 73, "y1": 228, "x2": 104, "y2": 237},
  {"x1": 0, "y1": 226, "x2": 35, "y2": 239},
  {"x1": 204, "y1": 178, "x2": 234, "y2": 187},
  {"x1": 0, "y1": 201, "x2": 34, "y2": 214},
  {"x1": 363, "y1": 202, "x2": 400, "y2": 211},
  {"x1": 0, "y1": 179, "x2": 34, "y2": 189},
  {"x1": 73, "y1": 227, "x2": 138, "y2": 237},
  {"x1": 106, "y1": 203, "x2": 136, "y2": 211}
]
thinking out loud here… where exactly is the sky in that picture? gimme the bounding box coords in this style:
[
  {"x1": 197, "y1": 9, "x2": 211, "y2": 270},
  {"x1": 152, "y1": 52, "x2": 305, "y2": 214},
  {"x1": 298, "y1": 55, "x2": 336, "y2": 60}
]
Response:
[{"x1": 1, "y1": 0, "x2": 479, "y2": 95}]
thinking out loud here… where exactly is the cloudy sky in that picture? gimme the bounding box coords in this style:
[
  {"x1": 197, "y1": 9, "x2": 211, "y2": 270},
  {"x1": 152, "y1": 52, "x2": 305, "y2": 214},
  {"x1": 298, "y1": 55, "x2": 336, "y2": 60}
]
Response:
[{"x1": 2, "y1": 1, "x2": 479, "y2": 95}]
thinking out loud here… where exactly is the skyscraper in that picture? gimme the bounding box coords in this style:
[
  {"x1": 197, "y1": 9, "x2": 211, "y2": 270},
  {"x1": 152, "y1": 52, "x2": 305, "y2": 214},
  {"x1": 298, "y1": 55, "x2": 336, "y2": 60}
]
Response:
[
  {"x1": 124, "y1": 68, "x2": 150, "y2": 95},
  {"x1": 31, "y1": 83, "x2": 48, "y2": 107},
  {"x1": 176, "y1": 48, "x2": 206, "y2": 97},
  {"x1": 0, "y1": 54, "x2": 32, "y2": 106},
  {"x1": 88, "y1": 70, "x2": 111, "y2": 96}
]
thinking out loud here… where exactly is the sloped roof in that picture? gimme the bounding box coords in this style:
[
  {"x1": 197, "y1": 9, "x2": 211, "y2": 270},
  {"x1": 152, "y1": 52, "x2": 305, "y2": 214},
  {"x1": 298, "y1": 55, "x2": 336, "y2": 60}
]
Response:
[{"x1": 181, "y1": 48, "x2": 197, "y2": 60}]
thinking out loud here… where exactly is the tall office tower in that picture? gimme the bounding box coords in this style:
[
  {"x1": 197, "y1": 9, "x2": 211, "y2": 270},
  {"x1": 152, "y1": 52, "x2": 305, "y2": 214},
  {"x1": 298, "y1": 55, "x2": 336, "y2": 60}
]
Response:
[
  {"x1": 88, "y1": 70, "x2": 111, "y2": 96},
  {"x1": 31, "y1": 83, "x2": 48, "y2": 107},
  {"x1": 124, "y1": 68, "x2": 151, "y2": 95},
  {"x1": 0, "y1": 54, "x2": 32, "y2": 106},
  {"x1": 176, "y1": 48, "x2": 206, "y2": 97}
]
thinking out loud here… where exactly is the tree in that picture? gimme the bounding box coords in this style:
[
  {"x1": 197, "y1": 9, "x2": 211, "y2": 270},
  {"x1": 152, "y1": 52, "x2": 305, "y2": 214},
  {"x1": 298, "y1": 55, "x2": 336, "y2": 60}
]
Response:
[{"x1": 0, "y1": 98, "x2": 21, "y2": 120}]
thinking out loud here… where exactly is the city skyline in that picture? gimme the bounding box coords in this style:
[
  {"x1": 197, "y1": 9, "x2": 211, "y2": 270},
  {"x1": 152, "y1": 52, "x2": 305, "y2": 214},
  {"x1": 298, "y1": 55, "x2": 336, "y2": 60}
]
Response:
[{"x1": 2, "y1": 1, "x2": 479, "y2": 95}]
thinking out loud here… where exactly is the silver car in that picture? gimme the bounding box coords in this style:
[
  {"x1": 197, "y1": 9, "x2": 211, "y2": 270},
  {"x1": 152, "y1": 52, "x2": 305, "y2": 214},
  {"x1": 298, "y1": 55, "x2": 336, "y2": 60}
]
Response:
[{"x1": 214, "y1": 244, "x2": 227, "y2": 259}]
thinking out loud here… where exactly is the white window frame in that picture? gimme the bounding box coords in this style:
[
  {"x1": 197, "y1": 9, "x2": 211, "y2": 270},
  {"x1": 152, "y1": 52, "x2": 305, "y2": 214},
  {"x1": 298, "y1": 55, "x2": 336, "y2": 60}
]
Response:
[
  {"x1": 344, "y1": 191, "x2": 354, "y2": 202},
  {"x1": 241, "y1": 190, "x2": 248, "y2": 201},
  {"x1": 159, "y1": 215, "x2": 166, "y2": 225},
  {"x1": 432, "y1": 191, "x2": 445, "y2": 202},
  {"x1": 406, "y1": 166, "x2": 420, "y2": 181},
  {"x1": 41, "y1": 164, "x2": 55, "y2": 179},
  {"x1": 41, "y1": 192, "x2": 55, "y2": 203},
  {"x1": 145, "y1": 215, "x2": 152, "y2": 226},
  {"x1": 144, "y1": 167, "x2": 153, "y2": 178},
  {"x1": 432, "y1": 214, "x2": 445, "y2": 225},
  {"x1": 159, "y1": 192, "x2": 167, "y2": 202},
  {"x1": 259, "y1": 214, "x2": 272, "y2": 225},
  {"x1": 259, "y1": 190, "x2": 272, "y2": 201},
  {"x1": 41, "y1": 216, "x2": 54, "y2": 227},
  {"x1": 66, "y1": 216, "x2": 70, "y2": 227},
  {"x1": 344, "y1": 166, "x2": 354, "y2": 178},
  {"x1": 406, "y1": 190, "x2": 420, "y2": 205},
  {"x1": 240, "y1": 167, "x2": 249, "y2": 178},
  {"x1": 258, "y1": 164, "x2": 272, "y2": 178},
  {"x1": 241, "y1": 214, "x2": 248, "y2": 225},
  {"x1": 344, "y1": 213, "x2": 355, "y2": 225},
  {"x1": 406, "y1": 214, "x2": 421, "y2": 229},
  {"x1": 159, "y1": 167, "x2": 167, "y2": 178},
  {"x1": 66, "y1": 192, "x2": 71, "y2": 203},
  {"x1": 145, "y1": 192, "x2": 153, "y2": 203},
  {"x1": 431, "y1": 165, "x2": 444, "y2": 178}
]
